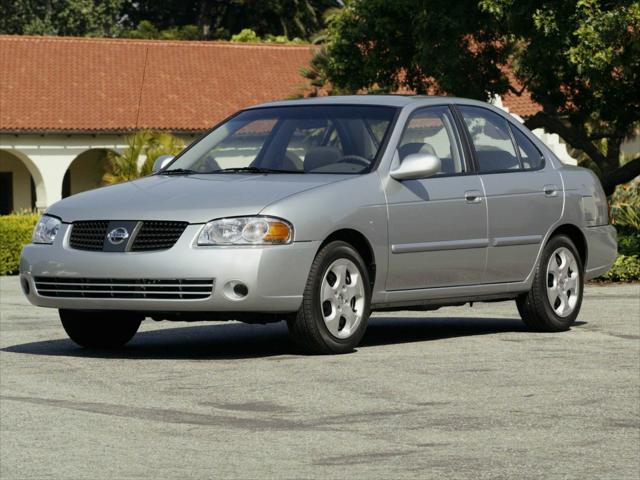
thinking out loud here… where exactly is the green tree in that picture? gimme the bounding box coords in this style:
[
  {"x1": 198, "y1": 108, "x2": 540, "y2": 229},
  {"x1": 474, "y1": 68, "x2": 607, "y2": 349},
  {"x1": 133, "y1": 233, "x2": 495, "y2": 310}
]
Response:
[
  {"x1": 0, "y1": 0, "x2": 126, "y2": 36},
  {"x1": 103, "y1": 131, "x2": 184, "y2": 185},
  {"x1": 318, "y1": 0, "x2": 640, "y2": 194},
  {"x1": 122, "y1": 0, "x2": 339, "y2": 40}
]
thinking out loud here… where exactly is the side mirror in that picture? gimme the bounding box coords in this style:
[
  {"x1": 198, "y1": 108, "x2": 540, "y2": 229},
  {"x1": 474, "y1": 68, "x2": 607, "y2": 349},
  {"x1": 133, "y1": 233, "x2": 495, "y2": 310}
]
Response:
[
  {"x1": 390, "y1": 153, "x2": 441, "y2": 180},
  {"x1": 152, "y1": 154, "x2": 174, "y2": 173}
]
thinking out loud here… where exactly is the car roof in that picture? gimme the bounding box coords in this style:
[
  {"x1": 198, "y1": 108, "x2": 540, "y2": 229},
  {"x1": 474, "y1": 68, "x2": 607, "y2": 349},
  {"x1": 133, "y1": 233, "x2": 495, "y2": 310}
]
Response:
[{"x1": 246, "y1": 94, "x2": 495, "y2": 110}]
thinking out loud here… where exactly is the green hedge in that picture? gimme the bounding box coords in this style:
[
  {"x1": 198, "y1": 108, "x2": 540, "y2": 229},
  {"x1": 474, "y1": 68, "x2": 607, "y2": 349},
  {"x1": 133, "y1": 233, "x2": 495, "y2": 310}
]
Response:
[
  {"x1": 598, "y1": 254, "x2": 640, "y2": 282},
  {"x1": 595, "y1": 226, "x2": 640, "y2": 282},
  {"x1": 0, "y1": 213, "x2": 40, "y2": 275}
]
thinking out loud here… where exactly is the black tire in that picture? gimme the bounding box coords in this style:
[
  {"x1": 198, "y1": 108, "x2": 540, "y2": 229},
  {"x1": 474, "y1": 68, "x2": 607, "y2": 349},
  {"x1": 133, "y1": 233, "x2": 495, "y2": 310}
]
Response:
[
  {"x1": 287, "y1": 241, "x2": 371, "y2": 354},
  {"x1": 516, "y1": 235, "x2": 584, "y2": 331},
  {"x1": 59, "y1": 309, "x2": 142, "y2": 348}
]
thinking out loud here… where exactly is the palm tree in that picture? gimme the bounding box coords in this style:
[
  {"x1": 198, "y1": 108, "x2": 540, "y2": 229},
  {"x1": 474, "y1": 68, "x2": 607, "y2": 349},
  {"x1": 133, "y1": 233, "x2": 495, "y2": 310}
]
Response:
[{"x1": 103, "y1": 131, "x2": 185, "y2": 185}]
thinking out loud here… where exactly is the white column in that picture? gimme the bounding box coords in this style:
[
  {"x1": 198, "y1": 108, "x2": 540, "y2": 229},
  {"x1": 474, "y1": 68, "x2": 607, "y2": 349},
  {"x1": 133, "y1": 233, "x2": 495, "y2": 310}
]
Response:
[{"x1": 27, "y1": 152, "x2": 77, "y2": 206}]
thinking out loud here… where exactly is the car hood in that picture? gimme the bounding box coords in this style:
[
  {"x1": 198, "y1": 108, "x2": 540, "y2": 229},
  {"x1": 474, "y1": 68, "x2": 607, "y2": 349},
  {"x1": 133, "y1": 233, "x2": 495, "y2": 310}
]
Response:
[{"x1": 47, "y1": 174, "x2": 350, "y2": 223}]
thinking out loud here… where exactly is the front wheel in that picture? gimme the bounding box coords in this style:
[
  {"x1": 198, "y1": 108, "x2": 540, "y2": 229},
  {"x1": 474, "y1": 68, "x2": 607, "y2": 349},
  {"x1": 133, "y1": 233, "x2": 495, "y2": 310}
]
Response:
[
  {"x1": 287, "y1": 241, "x2": 371, "y2": 354},
  {"x1": 516, "y1": 235, "x2": 584, "y2": 331},
  {"x1": 60, "y1": 309, "x2": 142, "y2": 348}
]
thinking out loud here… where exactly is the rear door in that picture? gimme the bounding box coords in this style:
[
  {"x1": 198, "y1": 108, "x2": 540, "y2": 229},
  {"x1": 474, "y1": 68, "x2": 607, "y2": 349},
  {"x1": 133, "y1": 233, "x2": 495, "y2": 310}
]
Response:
[{"x1": 457, "y1": 105, "x2": 563, "y2": 283}]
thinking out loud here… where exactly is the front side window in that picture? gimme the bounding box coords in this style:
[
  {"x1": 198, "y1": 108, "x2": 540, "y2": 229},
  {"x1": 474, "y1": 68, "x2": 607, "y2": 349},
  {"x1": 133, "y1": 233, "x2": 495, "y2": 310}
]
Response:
[
  {"x1": 398, "y1": 106, "x2": 464, "y2": 175},
  {"x1": 459, "y1": 106, "x2": 520, "y2": 173},
  {"x1": 166, "y1": 105, "x2": 396, "y2": 175}
]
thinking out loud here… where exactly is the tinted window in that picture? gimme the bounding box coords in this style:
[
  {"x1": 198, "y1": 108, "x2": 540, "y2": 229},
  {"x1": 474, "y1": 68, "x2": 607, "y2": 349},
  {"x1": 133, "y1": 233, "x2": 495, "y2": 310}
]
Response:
[
  {"x1": 398, "y1": 106, "x2": 464, "y2": 174},
  {"x1": 511, "y1": 126, "x2": 544, "y2": 170},
  {"x1": 460, "y1": 106, "x2": 520, "y2": 173},
  {"x1": 167, "y1": 106, "x2": 396, "y2": 174}
]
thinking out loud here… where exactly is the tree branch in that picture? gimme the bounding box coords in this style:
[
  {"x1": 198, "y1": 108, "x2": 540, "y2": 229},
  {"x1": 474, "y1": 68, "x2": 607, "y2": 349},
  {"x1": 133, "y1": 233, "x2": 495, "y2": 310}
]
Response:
[
  {"x1": 601, "y1": 157, "x2": 640, "y2": 196},
  {"x1": 524, "y1": 111, "x2": 608, "y2": 166},
  {"x1": 589, "y1": 132, "x2": 621, "y2": 141}
]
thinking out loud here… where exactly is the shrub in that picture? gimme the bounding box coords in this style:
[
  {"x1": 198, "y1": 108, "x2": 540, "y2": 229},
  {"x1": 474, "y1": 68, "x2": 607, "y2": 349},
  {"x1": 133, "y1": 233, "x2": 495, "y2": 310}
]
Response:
[
  {"x1": 617, "y1": 226, "x2": 640, "y2": 256},
  {"x1": 599, "y1": 254, "x2": 640, "y2": 282},
  {"x1": 592, "y1": 179, "x2": 640, "y2": 282},
  {"x1": 610, "y1": 178, "x2": 640, "y2": 230},
  {"x1": 0, "y1": 213, "x2": 39, "y2": 275},
  {"x1": 231, "y1": 28, "x2": 260, "y2": 43}
]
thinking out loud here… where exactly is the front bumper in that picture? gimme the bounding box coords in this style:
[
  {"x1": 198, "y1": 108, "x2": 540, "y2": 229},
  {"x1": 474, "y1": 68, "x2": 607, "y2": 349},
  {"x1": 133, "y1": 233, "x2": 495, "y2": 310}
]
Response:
[{"x1": 20, "y1": 224, "x2": 319, "y2": 313}]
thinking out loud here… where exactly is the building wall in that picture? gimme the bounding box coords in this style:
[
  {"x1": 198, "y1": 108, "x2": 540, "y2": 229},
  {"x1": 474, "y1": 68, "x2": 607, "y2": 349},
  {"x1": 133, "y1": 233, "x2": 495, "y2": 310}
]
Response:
[
  {"x1": 0, "y1": 133, "x2": 198, "y2": 211},
  {"x1": 67, "y1": 149, "x2": 109, "y2": 196},
  {"x1": 0, "y1": 150, "x2": 33, "y2": 211}
]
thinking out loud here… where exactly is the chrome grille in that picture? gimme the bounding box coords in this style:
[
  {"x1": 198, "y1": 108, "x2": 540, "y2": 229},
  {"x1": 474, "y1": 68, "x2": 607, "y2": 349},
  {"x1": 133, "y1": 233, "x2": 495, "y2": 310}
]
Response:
[
  {"x1": 68, "y1": 221, "x2": 188, "y2": 252},
  {"x1": 131, "y1": 221, "x2": 188, "y2": 251},
  {"x1": 69, "y1": 221, "x2": 109, "y2": 251},
  {"x1": 34, "y1": 277, "x2": 214, "y2": 300}
]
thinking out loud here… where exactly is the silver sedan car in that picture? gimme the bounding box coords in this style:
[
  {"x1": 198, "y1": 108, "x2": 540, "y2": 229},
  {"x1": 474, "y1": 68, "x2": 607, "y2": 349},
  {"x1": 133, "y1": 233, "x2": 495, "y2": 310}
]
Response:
[{"x1": 20, "y1": 96, "x2": 617, "y2": 354}]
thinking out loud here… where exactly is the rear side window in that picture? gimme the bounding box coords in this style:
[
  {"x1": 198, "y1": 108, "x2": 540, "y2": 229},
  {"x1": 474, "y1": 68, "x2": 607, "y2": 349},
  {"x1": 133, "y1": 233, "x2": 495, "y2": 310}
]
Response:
[
  {"x1": 459, "y1": 106, "x2": 520, "y2": 173},
  {"x1": 511, "y1": 126, "x2": 544, "y2": 170}
]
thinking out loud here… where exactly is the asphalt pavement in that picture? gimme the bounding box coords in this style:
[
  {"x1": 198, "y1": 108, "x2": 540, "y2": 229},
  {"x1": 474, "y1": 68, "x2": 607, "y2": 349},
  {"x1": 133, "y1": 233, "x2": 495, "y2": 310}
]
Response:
[{"x1": 1, "y1": 277, "x2": 638, "y2": 479}]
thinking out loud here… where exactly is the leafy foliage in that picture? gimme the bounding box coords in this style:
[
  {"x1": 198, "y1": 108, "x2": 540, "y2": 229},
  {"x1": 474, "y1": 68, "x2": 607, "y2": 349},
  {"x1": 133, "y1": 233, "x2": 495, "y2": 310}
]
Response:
[
  {"x1": 102, "y1": 131, "x2": 185, "y2": 185},
  {"x1": 317, "y1": 0, "x2": 640, "y2": 194},
  {"x1": 1, "y1": 1, "x2": 340, "y2": 41},
  {"x1": 121, "y1": 0, "x2": 339, "y2": 41},
  {"x1": 595, "y1": 179, "x2": 640, "y2": 281},
  {"x1": 610, "y1": 178, "x2": 640, "y2": 231},
  {"x1": 124, "y1": 20, "x2": 200, "y2": 41},
  {"x1": 0, "y1": 0, "x2": 126, "y2": 36},
  {"x1": 617, "y1": 227, "x2": 640, "y2": 257},
  {"x1": 0, "y1": 212, "x2": 39, "y2": 275},
  {"x1": 230, "y1": 28, "x2": 305, "y2": 44},
  {"x1": 599, "y1": 254, "x2": 640, "y2": 282}
]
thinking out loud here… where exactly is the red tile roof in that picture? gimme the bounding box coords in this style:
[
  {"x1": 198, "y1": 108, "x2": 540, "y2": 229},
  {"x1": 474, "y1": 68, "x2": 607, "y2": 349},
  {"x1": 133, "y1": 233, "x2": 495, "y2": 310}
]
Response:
[
  {"x1": 0, "y1": 35, "x2": 315, "y2": 133},
  {"x1": 0, "y1": 35, "x2": 541, "y2": 133}
]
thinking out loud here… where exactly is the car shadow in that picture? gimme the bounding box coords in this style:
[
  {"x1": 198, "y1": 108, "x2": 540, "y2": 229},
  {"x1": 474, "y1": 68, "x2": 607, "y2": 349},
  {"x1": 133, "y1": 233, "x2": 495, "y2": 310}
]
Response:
[{"x1": 1, "y1": 316, "x2": 587, "y2": 360}]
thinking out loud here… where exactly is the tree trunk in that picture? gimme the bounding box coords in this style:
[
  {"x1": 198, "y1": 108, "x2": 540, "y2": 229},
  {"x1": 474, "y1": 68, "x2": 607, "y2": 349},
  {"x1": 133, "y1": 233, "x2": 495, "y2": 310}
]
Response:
[
  {"x1": 601, "y1": 157, "x2": 640, "y2": 196},
  {"x1": 197, "y1": 0, "x2": 215, "y2": 38}
]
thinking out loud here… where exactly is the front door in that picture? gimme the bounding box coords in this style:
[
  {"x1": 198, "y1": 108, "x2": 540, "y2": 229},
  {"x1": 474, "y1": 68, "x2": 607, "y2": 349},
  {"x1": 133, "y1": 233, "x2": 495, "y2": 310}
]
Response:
[
  {"x1": 458, "y1": 105, "x2": 563, "y2": 283},
  {"x1": 385, "y1": 106, "x2": 488, "y2": 291}
]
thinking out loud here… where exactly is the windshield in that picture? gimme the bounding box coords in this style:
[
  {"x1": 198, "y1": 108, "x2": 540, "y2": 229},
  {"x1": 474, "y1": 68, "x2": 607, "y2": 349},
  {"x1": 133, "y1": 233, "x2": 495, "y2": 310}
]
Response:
[{"x1": 165, "y1": 105, "x2": 397, "y2": 174}]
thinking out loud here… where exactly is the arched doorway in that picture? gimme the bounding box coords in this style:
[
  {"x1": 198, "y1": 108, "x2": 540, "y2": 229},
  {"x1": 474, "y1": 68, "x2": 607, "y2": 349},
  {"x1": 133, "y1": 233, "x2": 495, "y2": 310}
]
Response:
[
  {"x1": 0, "y1": 150, "x2": 40, "y2": 214},
  {"x1": 62, "y1": 149, "x2": 112, "y2": 198}
]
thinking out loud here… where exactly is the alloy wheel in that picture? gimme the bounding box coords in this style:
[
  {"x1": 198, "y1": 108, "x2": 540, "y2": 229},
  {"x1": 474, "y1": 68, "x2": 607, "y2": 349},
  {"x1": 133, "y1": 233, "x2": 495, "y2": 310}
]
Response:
[
  {"x1": 546, "y1": 247, "x2": 580, "y2": 318},
  {"x1": 320, "y1": 258, "x2": 365, "y2": 339}
]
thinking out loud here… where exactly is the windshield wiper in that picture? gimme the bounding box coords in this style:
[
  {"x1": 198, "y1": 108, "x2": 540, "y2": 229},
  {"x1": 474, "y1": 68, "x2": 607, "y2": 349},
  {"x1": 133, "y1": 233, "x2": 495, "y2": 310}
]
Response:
[
  {"x1": 157, "y1": 168, "x2": 198, "y2": 175},
  {"x1": 209, "y1": 166, "x2": 300, "y2": 174}
]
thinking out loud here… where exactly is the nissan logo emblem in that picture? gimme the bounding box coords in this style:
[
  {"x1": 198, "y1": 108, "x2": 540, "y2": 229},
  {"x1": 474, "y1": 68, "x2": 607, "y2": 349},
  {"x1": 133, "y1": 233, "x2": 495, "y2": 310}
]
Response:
[{"x1": 107, "y1": 227, "x2": 129, "y2": 245}]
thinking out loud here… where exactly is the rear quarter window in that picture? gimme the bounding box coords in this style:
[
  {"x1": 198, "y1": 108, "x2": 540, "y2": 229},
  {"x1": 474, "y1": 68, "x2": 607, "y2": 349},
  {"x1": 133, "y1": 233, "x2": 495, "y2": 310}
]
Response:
[{"x1": 511, "y1": 126, "x2": 545, "y2": 170}]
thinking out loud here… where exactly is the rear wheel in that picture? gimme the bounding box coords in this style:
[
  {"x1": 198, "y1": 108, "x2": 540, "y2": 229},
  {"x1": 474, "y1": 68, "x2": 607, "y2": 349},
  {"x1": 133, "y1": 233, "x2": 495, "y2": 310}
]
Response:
[
  {"x1": 516, "y1": 235, "x2": 583, "y2": 331},
  {"x1": 287, "y1": 241, "x2": 371, "y2": 354},
  {"x1": 59, "y1": 309, "x2": 142, "y2": 348}
]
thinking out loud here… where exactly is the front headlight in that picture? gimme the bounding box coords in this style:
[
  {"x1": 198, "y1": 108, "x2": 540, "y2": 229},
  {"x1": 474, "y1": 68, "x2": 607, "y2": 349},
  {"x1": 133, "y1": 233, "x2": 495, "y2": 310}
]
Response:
[
  {"x1": 198, "y1": 216, "x2": 293, "y2": 245},
  {"x1": 32, "y1": 215, "x2": 61, "y2": 244}
]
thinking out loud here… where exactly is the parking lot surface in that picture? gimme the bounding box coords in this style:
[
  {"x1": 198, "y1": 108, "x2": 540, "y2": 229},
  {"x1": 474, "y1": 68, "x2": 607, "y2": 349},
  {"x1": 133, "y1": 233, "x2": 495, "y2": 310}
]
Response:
[{"x1": 1, "y1": 277, "x2": 638, "y2": 479}]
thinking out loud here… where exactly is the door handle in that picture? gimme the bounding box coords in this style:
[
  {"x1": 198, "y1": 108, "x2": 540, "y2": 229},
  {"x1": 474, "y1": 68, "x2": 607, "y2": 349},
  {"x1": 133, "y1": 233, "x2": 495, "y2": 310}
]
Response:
[
  {"x1": 464, "y1": 190, "x2": 483, "y2": 204},
  {"x1": 543, "y1": 184, "x2": 560, "y2": 197}
]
